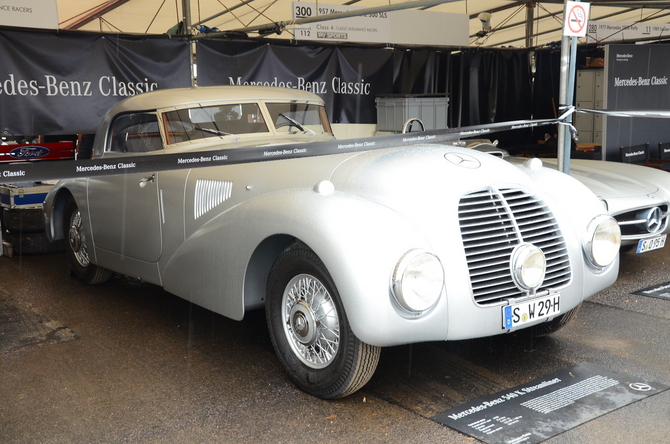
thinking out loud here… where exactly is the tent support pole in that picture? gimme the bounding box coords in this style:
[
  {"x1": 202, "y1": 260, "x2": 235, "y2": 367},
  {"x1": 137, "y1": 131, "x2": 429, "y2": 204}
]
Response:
[{"x1": 557, "y1": 0, "x2": 579, "y2": 174}]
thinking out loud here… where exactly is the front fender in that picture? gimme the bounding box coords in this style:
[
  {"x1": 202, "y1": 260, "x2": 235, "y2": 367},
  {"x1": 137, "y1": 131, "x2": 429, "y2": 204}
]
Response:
[{"x1": 161, "y1": 187, "x2": 452, "y2": 346}]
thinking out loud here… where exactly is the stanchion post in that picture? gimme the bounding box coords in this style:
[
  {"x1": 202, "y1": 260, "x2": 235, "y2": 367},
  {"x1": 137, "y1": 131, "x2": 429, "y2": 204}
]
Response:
[{"x1": 557, "y1": 0, "x2": 580, "y2": 175}]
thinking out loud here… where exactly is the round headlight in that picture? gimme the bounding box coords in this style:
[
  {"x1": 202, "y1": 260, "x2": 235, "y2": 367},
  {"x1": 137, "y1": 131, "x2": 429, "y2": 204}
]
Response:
[
  {"x1": 585, "y1": 215, "x2": 621, "y2": 268},
  {"x1": 511, "y1": 243, "x2": 546, "y2": 290},
  {"x1": 391, "y1": 250, "x2": 444, "y2": 314}
]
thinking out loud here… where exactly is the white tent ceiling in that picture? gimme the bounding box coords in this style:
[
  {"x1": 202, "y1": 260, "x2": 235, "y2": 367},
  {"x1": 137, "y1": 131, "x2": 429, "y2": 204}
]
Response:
[{"x1": 55, "y1": 1, "x2": 670, "y2": 48}]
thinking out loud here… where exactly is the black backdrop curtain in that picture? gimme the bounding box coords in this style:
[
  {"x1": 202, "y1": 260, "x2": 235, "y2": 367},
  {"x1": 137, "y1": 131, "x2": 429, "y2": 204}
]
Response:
[
  {"x1": 0, "y1": 28, "x2": 573, "y2": 148},
  {"x1": 531, "y1": 48, "x2": 562, "y2": 145},
  {"x1": 0, "y1": 29, "x2": 191, "y2": 136},
  {"x1": 450, "y1": 49, "x2": 534, "y2": 148},
  {"x1": 391, "y1": 49, "x2": 451, "y2": 95},
  {"x1": 197, "y1": 40, "x2": 394, "y2": 124}
]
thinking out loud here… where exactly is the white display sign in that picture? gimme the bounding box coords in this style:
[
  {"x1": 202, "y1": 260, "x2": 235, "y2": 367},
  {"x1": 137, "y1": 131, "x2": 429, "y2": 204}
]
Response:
[
  {"x1": 291, "y1": 2, "x2": 468, "y2": 46},
  {"x1": 563, "y1": 1, "x2": 590, "y2": 37},
  {"x1": 586, "y1": 21, "x2": 670, "y2": 43},
  {"x1": 0, "y1": 0, "x2": 58, "y2": 30},
  {"x1": 292, "y1": 2, "x2": 391, "y2": 43}
]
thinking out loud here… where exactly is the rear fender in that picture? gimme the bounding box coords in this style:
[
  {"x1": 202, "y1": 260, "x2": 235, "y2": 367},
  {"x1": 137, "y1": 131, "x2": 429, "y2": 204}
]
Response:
[{"x1": 44, "y1": 181, "x2": 89, "y2": 243}]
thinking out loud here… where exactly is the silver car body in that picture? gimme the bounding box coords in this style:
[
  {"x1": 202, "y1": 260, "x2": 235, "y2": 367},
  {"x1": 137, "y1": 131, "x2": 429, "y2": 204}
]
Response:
[
  {"x1": 543, "y1": 158, "x2": 670, "y2": 248},
  {"x1": 44, "y1": 86, "x2": 619, "y2": 397},
  {"x1": 497, "y1": 152, "x2": 670, "y2": 249}
]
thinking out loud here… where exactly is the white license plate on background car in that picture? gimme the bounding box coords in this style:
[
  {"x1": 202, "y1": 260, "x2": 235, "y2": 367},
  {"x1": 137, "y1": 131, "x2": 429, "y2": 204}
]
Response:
[
  {"x1": 502, "y1": 295, "x2": 561, "y2": 329},
  {"x1": 636, "y1": 234, "x2": 667, "y2": 254}
]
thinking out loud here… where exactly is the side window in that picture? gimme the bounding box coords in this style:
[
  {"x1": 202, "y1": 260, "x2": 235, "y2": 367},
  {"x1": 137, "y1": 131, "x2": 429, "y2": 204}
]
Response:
[
  {"x1": 162, "y1": 103, "x2": 269, "y2": 145},
  {"x1": 108, "y1": 112, "x2": 163, "y2": 153}
]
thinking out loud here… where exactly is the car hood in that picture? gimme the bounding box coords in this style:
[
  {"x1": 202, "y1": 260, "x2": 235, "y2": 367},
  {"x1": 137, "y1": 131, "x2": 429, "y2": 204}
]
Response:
[
  {"x1": 532, "y1": 158, "x2": 659, "y2": 198},
  {"x1": 329, "y1": 144, "x2": 543, "y2": 219}
]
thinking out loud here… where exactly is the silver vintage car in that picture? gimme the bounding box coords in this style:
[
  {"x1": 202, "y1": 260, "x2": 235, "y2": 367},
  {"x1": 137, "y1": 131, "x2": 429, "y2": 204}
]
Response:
[{"x1": 44, "y1": 86, "x2": 621, "y2": 399}]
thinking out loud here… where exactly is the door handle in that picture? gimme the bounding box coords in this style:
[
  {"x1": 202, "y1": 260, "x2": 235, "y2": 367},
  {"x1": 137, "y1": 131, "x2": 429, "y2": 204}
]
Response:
[{"x1": 139, "y1": 174, "x2": 155, "y2": 188}]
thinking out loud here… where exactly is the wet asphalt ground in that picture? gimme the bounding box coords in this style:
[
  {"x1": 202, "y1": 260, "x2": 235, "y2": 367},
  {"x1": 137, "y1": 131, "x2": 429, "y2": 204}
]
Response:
[{"x1": 1, "y1": 246, "x2": 669, "y2": 444}]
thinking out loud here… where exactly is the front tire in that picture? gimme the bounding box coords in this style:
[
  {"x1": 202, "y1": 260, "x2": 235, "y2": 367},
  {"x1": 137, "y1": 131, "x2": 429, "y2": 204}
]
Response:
[
  {"x1": 63, "y1": 197, "x2": 112, "y2": 285},
  {"x1": 266, "y1": 243, "x2": 380, "y2": 399}
]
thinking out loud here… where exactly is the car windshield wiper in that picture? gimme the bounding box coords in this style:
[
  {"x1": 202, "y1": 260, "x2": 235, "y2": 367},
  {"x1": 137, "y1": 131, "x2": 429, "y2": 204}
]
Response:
[
  {"x1": 277, "y1": 113, "x2": 316, "y2": 135},
  {"x1": 195, "y1": 126, "x2": 238, "y2": 138}
]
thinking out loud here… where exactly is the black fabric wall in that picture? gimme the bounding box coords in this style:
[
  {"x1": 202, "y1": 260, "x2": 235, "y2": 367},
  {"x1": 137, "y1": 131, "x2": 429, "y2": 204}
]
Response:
[
  {"x1": 0, "y1": 29, "x2": 191, "y2": 135},
  {"x1": 0, "y1": 27, "x2": 565, "y2": 149}
]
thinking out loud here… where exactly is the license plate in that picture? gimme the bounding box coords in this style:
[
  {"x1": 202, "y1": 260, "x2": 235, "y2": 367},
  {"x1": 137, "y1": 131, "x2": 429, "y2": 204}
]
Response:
[
  {"x1": 502, "y1": 294, "x2": 561, "y2": 329},
  {"x1": 636, "y1": 234, "x2": 667, "y2": 254}
]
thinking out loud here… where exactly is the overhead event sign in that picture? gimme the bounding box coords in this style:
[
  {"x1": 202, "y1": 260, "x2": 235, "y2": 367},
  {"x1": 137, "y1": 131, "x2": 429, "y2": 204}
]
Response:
[
  {"x1": 563, "y1": 1, "x2": 590, "y2": 37},
  {"x1": 291, "y1": 2, "x2": 468, "y2": 46},
  {"x1": 0, "y1": 0, "x2": 58, "y2": 30},
  {"x1": 292, "y1": 2, "x2": 391, "y2": 43},
  {"x1": 586, "y1": 21, "x2": 670, "y2": 43}
]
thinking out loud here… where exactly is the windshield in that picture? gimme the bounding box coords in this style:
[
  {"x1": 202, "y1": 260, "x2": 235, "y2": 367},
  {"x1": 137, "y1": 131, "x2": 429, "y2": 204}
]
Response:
[
  {"x1": 162, "y1": 103, "x2": 269, "y2": 145},
  {"x1": 265, "y1": 103, "x2": 332, "y2": 135}
]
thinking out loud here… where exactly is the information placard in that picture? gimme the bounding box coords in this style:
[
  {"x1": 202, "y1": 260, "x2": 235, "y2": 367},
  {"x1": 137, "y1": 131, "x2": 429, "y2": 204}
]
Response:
[
  {"x1": 586, "y1": 21, "x2": 670, "y2": 43},
  {"x1": 633, "y1": 280, "x2": 670, "y2": 301},
  {"x1": 290, "y1": 2, "x2": 468, "y2": 46},
  {"x1": 433, "y1": 362, "x2": 668, "y2": 444},
  {"x1": 292, "y1": 2, "x2": 391, "y2": 43}
]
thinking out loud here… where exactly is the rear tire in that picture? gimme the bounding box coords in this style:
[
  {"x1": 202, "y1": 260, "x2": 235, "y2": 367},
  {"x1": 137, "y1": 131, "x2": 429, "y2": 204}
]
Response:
[
  {"x1": 266, "y1": 243, "x2": 380, "y2": 399},
  {"x1": 63, "y1": 197, "x2": 112, "y2": 285}
]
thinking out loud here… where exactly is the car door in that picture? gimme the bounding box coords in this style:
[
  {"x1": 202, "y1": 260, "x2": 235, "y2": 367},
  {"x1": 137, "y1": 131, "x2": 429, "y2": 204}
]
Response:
[{"x1": 87, "y1": 111, "x2": 163, "y2": 262}]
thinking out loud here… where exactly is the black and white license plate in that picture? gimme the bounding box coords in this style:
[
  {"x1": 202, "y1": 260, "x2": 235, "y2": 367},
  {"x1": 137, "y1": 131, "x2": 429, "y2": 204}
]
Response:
[
  {"x1": 636, "y1": 234, "x2": 667, "y2": 254},
  {"x1": 502, "y1": 294, "x2": 561, "y2": 329}
]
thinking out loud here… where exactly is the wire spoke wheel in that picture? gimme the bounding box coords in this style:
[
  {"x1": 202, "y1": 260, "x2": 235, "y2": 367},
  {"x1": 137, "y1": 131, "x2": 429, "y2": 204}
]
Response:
[
  {"x1": 63, "y1": 197, "x2": 112, "y2": 285},
  {"x1": 282, "y1": 274, "x2": 340, "y2": 369},
  {"x1": 266, "y1": 243, "x2": 381, "y2": 399},
  {"x1": 68, "y1": 207, "x2": 90, "y2": 268}
]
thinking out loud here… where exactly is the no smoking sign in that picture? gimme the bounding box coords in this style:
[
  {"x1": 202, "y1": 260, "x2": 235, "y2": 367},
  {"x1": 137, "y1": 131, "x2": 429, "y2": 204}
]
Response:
[{"x1": 563, "y1": 1, "x2": 590, "y2": 37}]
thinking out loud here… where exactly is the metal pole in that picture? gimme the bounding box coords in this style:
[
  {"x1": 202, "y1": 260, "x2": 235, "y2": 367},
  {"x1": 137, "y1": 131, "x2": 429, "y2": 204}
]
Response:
[
  {"x1": 182, "y1": 0, "x2": 192, "y2": 30},
  {"x1": 525, "y1": 3, "x2": 535, "y2": 48},
  {"x1": 557, "y1": 0, "x2": 578, "y2": 174},
  {"x1": 182, "y1": 0, "x2": 196, "y2": 86}
]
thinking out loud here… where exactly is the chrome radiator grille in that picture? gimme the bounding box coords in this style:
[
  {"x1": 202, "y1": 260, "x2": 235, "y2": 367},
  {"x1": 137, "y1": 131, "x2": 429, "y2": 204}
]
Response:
[
  {"x1": 458, "y1": 188, "x2": 572, "y2": 305},
  {"x1": 614, "y1": 204, "x2": 669, "y2": 240}
]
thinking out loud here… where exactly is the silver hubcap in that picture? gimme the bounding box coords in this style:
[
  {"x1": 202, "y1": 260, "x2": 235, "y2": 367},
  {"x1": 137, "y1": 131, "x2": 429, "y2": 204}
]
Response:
[
  {"x1": 68, "y1": 209, "x2": 89, "y2": 268},
  {"x1": 282, "y1": 274, "x2": 340, "y2": 369}
]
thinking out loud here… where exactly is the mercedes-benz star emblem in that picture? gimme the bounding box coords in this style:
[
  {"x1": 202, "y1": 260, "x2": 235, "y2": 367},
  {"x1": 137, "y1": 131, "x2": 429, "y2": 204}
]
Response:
[
  {"x1": 444, "y1": 152, "x2": 481, "y2": 169},
  {"x1": 645, "y1": 207, "x2": 663, "y2": 233},
  {"x1": 629, "y1": 382, "x2": 652, "y2": 391}
]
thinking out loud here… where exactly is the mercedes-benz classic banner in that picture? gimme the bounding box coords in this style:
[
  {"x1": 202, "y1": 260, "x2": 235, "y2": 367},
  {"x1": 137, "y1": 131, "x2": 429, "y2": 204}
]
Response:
[
  {"x1": 196, "y1": 41, "x2": 394, "y2": 124},
  {"x1": 0, "y1": 29, "x2": 191, "y2": 136},
  {"x1": 604, "y1": 44, "x2": 670, "y2": 161}
]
